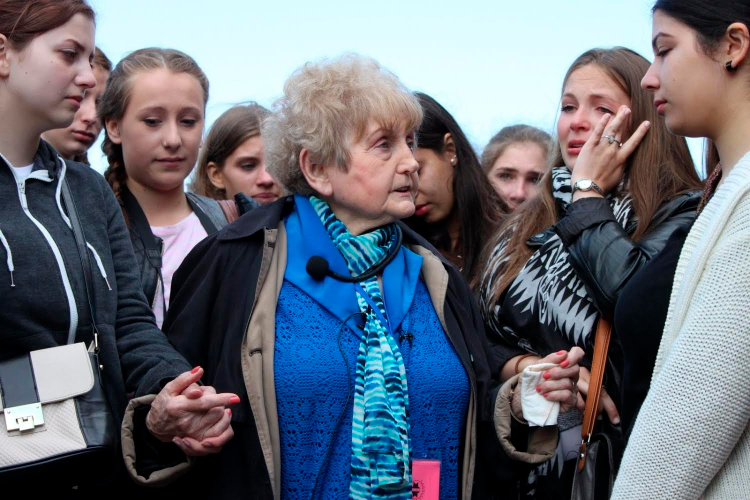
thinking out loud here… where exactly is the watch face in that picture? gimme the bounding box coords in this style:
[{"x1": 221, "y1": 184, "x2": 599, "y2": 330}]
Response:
[{"x1": 578, "y1": 179, "x2": 593, "y2": 190}]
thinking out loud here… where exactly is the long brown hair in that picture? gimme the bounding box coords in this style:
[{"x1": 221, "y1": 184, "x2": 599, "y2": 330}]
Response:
[
  {"x1": 100, "y1": 48, "x2": 209, "y2": 205},
  {"x1": 190, "y1": 103, "x2": 269, "y2": 199},
  {"x1": 484, "y1": 47, "x2": 702, "y2": 302},
  {"x1": 0, "y1": 0, "x2": 94, "y2": 51}
]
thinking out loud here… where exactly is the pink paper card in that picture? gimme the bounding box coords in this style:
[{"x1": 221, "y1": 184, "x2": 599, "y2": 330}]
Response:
[{"x1": 412, "y1": 459, "x2": 440, "y2": 500}]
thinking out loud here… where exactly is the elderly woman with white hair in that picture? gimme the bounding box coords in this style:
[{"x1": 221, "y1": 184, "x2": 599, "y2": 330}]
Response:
[{"x1": 162, "y1": 54, "x2": 583, "y2": 499}]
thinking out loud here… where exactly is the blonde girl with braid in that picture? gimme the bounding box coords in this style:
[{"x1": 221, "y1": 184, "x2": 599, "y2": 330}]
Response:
[{"x1": 100, "y1": 48, "x2": 233, "y2": 328}]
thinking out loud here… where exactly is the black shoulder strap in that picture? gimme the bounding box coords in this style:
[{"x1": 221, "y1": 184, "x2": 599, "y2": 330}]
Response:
[
  {"x1": 61, "y1": 178, "x2": 100, "y2": 348},
  {"x1": 187, "y1": 195, "x2": 220, "y2": 235},
  {"x1": 121, "y1": 186, "x2": 161, "y2": 254}
]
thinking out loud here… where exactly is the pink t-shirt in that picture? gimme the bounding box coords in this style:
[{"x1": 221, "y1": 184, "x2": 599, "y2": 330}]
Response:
[{"x1": 151, "y1": 212, "x2": 208, "y2": 329}]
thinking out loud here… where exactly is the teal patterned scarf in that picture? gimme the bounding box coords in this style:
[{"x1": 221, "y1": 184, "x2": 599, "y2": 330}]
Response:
[{"x1": 309, "y1": 196, "x2": 411, "y2": 500}]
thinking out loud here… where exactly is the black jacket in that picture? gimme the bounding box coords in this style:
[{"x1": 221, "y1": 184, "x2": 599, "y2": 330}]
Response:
[
  {"x1": 553, "y1": 191, "x2": 702, "y2": 321},
  {"x1": 120, "y1": 187, "x2": 230, "y2": 309},
  {"x1": 543, "y1": 192, "x2": 702, "y2": 396},
  {"x1": 162, "y1": 196, "x2": 533, "y2": 499}
]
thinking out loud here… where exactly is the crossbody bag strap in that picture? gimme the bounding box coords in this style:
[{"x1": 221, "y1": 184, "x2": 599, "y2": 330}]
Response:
[
  {"x1": 121, "y1": 186, "x2": 160, "y2": 254},
  {"x1": 186, "y1": 195, "x2": 220, "y2": 234},
  {"x1": 217, "y1": 199, "x2": 239, "y2": 223},
  {"x1": 61, "y1": 177, "x2": 100, "y2": 350},
  {"x1": 577, "y1": 317, "x2": 613, "y2": 472}
]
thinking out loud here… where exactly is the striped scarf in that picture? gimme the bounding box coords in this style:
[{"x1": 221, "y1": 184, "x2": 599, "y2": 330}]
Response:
[{"x1": 309, "y1": 196, "x2": 411, "y2": 500}]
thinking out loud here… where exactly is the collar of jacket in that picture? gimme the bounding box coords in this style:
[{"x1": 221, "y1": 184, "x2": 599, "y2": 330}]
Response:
[
  {"x1": 23, "y1": 139, "x2": 64, "y2": 177},
  {"x1": 217, "y1": 195, "x2": 453, "y2": 263}
]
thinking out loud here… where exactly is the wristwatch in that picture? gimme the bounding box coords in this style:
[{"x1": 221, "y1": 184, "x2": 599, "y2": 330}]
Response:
[{"x1": 571, "y1": 178, "x2": 604, "y2": 196}]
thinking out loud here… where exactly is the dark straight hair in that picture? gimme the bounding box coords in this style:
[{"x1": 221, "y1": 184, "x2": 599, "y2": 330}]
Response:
[
  {"x1": 653, "y1": 0, "x2": 748, "y2": 53},
  {"x1": 405, "y1": 92, "x2": 506, "y2": 287},
  {"x1": 652, "y1": 0, "x2": 747, "y2": 181}
]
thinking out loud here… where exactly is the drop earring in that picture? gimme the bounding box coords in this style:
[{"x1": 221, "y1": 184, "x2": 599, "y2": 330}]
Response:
[{"x1": 450, "y1": 156, "x2": 457, "y2": 166}]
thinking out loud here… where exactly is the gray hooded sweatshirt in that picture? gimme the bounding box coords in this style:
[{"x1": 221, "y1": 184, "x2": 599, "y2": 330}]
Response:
[{"x1": 0, "y1": 140, "x2": 191, "y2": 430}]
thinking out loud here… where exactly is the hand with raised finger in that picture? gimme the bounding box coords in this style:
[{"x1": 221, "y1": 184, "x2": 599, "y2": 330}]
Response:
[
  {"x1": 536, "y1": 347, "x2": 586, "y2": 413},
  {"x1": 577, "y1": 366, "x2": 621, "y2": 425},
  {"x1": 571, "y1": 105, "x2": 651, "y2": 201},
  {"x1": 146, "y1": 366, "x2": 240, "y2": 444}
]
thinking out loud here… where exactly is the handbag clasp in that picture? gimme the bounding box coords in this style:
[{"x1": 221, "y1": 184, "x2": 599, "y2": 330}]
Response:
[{"x1": 4, "y1": 403, "x2": 44, "y2": 432}]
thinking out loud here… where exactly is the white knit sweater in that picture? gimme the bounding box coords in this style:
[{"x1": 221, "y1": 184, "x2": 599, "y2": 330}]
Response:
[{"x1": 612, "y1": 152, "x2": 750, "y2": 499}]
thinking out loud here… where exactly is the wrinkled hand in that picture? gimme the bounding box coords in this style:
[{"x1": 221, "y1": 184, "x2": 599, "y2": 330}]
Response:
[
  {"x1": 146, "y1": 367, "x2": 239, "y2": 456},
  {"x1": 571, "y1": 105, "x2": 651, "y2": 199},
  {"x1": 575, "y1": 366, "x2": 621, "y2": 425}
]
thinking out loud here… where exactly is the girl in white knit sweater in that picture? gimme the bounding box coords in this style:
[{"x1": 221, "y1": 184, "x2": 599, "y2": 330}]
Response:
[{"x1": 613, "y1": 1, "x2": 750, "y2": 499}]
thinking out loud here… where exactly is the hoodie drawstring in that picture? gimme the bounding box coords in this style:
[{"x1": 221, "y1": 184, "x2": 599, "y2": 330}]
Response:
[
  {"x1": 0, "y1": 228, "x2": 15, "y2": 287},
  {"x1": 53, "y1": 157, "x2": 112, "y2": 291},
  {"x1": 86, "y1": 242, "x2": 112, "y2": 291}
]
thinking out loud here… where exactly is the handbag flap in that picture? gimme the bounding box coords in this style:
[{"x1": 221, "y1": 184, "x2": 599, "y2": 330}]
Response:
[{"x1": 0, "y1": 343, "x2": 94, "y2": 410}]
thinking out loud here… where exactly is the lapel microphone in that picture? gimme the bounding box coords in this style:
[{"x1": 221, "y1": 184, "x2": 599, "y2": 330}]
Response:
[{"x1": 305, "y1": 226, "x2": 404, "y2": 283}]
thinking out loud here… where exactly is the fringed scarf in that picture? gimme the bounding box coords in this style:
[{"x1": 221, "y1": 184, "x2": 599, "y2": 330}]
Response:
[{"x1": 309, "y1": 196, "x2": 411, "y2": 500}]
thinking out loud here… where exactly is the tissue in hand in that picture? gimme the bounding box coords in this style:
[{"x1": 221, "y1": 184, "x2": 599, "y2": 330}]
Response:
[{"x1": 520, "y1": 362, "x2": 560, "y2": 427}]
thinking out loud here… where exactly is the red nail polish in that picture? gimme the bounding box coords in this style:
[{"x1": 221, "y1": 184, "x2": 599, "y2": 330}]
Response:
[
  {"x1": 543, "y1": 372, "x2": 551, "y2": 380},
  {"x1": 227, "y1": 408, "x2": 232, "y2": 416},
  {"x1": 191, "y1": 366, "x2": 201, "y2": 374},
  {"x1": 536, "y1": 385, "x2": 542, "y2": 393},
  {"x1": 557, "y1": 350, "x2": 566, "y2": 355},
  {"x1": 543, "y1": 393, "x2": 549, "y2": 398},
  {"x1": 229, "y1": 396, "x2": 241, "y2": 404},
  {"x1": 560, "y1": 360, "x2": 570, "y2": 368}
]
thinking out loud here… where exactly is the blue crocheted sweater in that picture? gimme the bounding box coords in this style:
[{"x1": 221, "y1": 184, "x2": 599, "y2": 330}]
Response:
[
  {"x1": 274, "y1": 197, "x2": 471, "y2": 499},
  {"x1": 275, "y1": 279, "x2": 470, "y2": 499}
]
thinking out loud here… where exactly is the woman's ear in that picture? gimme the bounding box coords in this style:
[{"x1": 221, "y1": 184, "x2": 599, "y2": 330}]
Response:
[
  {"x1": 0, "y1": 35, "x2": 12, "y2": 78},
  {"x1": 725, "y1": 22, "x2": 750, "y2": 70},
  {"x1": 105, "y1": 118, "x2": 123, "y2": 145},
  {"x1": 206, "y1": 161, "x2": 225, "y2": 190},
  {"x1": 299, "y1": 148, "x2": 333, "y2": 196},
  {"x1": 443, "y1": 132, "x2": 457, "y2": 166}
]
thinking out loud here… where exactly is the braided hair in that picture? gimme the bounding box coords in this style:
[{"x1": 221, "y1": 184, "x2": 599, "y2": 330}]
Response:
[{"x1": 99, "y1": 48, "x2": 209, "y2": 208}]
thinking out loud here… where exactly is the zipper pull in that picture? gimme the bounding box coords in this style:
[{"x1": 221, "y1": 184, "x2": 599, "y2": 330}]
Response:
[{"x1": 18, "y1": 182, "x2": 27, "y2": 209}]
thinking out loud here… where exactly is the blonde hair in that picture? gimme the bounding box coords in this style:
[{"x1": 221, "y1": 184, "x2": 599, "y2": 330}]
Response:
[
  {"x1": 481, "y1": 125, "x2": 551, "y2": 174},
  {"x1": 190, "y1": 103, "x2": 269, "y2": 199},
  {"x1": 263, "y1": 53, "x2": 422, "y2": 195},
  {"x1": 100, "y1": 47, "x2": 209, "y2": 204}
]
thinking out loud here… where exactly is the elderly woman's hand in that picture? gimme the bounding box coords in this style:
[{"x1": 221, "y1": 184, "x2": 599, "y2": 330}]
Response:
[{"x1": 146, "y1": 367, "x2": 239, "y2": 456}]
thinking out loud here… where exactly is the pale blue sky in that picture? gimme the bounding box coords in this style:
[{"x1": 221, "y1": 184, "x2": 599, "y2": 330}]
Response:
[{"x1": 85, "y1": 0, "x2": 705, "y2": 175}]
